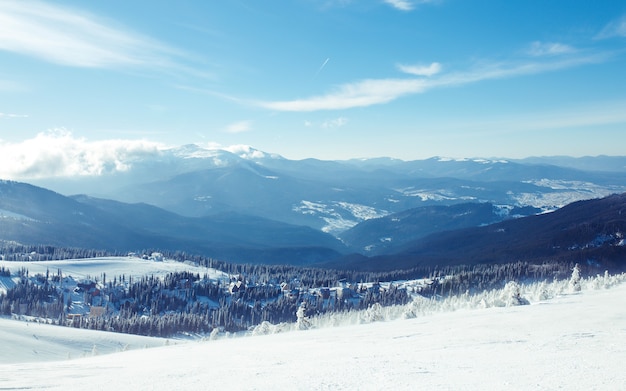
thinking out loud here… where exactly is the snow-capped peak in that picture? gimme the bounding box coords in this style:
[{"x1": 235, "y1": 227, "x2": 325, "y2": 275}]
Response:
[
  {"x1": 223, "y1": 144, "x2": 283, "y2": 161},
  {"x1": 170, "y1": 144, "x2": 221, "y2": 159}
]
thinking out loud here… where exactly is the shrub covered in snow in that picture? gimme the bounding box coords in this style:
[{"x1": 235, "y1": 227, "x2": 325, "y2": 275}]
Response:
[{"x1": 495, "y1": 281, "x2": 530, "y2": 307}]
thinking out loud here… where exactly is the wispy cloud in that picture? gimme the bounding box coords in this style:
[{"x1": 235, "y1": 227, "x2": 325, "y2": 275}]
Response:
[
  {"x1": 383, "y1": 0, "x2": 414, "y2": 11},
  {"x1": 397, "y1": 62, "x2": 442, "y2": 76},
  {"x1": 223, "y1": 120, "x2": 252, "y2": 134},
  {"x1": 175, "y1": 84, "x2": 245, "y2": 104},
  {"x1": 438, "y1": 52, "x2": 610, "y2": 86},
  {"x1": 383, "y1": 0, "x2": 437, "y2": 12},
  {"x1": 0, "y1": 129, "x2": 163, "y2": 179},
  {"x1": 596, "y1": 14, "x2": 626, "y2": 39},
  {"x1": 432, "y1": 100, "x2": 626, "y2": 136},
  {"x1": 258, "y1": 51, "x2": 611, "y2": 112},
  {"x1": 0, "y1": 112, "x2": 28, "y2": 119},
  {"x1": 321, "y1": 117, "x2": 348, "y2": 128},
  {"x1": 0, "y1": 0, "x2": 196, "y2": 74},
  {"x1": 259, "y1": 78, "x2": 428, "y2": 111},
  {"x1": 526, "y1": 41, "x2": 576, "y2": 57}
]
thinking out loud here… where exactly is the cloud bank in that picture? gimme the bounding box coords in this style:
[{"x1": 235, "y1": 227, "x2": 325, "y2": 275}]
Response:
[{"x1": 0, "y1": 130, "x2": 163, "y2": 179}]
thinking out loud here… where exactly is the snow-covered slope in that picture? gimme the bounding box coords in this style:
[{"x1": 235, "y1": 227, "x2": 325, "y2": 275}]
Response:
[
  {"x1": 0, "y1": 256, "x2": 229, "y2": 282},
  {"x1": 0, "y1": 318, "x2": 171, "y2": 364},
  {"x1": 1, "y1": 277, "x2": 625, "y2": 390}
]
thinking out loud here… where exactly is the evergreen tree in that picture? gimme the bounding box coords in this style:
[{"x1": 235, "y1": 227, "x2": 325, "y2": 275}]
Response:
[{"x1": 569, "y1": 263, "x2": 582, "y2": 292}]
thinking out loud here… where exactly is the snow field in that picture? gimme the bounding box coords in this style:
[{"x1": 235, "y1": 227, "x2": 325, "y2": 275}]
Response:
[{"x1": 0, "y1": 317, "x2": 171, "y2": 364}]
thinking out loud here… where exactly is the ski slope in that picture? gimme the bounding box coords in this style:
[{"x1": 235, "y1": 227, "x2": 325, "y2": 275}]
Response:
[{"x1": 1, "y1": 278, "x2": 625, "y2": 390}]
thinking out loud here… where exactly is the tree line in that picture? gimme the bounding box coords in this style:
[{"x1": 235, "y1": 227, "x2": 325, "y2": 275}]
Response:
[{"x1": 0, "y1": 244, "x2": 598, "y2": 338}]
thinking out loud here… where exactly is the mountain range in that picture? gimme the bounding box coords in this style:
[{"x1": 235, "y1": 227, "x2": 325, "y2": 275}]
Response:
[{"x1": 3, "y1": 145, "x2": 626, "y2": 270}]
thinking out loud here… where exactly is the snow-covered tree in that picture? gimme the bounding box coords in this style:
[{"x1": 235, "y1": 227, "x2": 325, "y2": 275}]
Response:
[
  {"x1": 569, "y1": 263, "x2": 582, "y2": 292},
  {"x1": 296, "y1": 302, "x2": 311, "y2": 330},
  {"x1": 498, "y1": 281, "x2": 529, "y2": 306},
  {"x1": 362, "y1": 302, "x2": 384, "y2": 323}
]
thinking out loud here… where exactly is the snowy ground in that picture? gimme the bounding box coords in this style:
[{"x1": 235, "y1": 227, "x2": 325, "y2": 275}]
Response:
[
  {"x1": 1, "y1": 279, "x2": 625, "y2": 390},
  {"x1": 0, "y1": 256, "x2": 229, "y2": 285},
  {"x1": 0, "y1": 317, "x2": 172, "y2": 364}
]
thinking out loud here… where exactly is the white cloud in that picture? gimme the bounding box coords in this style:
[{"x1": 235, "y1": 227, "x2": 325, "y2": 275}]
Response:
[
  {"x1": 321, "y1": 117, "x2": 348, "y2": 128},
  {"x1": 257, "y1": 51, "x2": 610, "y2": 112},
  {"x1": 383, "y1": 0, "x2": 414, "y2": 11},
  {"x1": 223, "y1": 144, "x2": 266, "y2": 159},
  {"x1": 526, "y1": 41, "x2": 576, "y2": 57},
  {"x1": 383, "y1": 0, "x2": 436, "y2": 11},
  {"x1": 223, "y1": 120, "x2": 252, "y2": 134},
  {"x1": 0, "y1": 130, "x2": 163, "y2": 179},
  {"x1": 0, "y1": 0, "x2": 193, "y2": 73},
  {"x1": 596, "y1": 14, "x2": 626, "y2": 39},
  {"x1": 259, "y1": 78, "x2": 428, "y2": 111},
  {"x1": 204, "y1": 141, "x2": 224, "y2": 150},
  {"x1": 397, "y1": 62, "x2": 442, "y2": 76}
]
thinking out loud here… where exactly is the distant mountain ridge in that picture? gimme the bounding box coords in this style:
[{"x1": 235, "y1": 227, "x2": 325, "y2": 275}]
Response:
[
  {"x1": 0, "y1": 180, "x2": 344, "y2": 265},
  {"x1": 337, "y1": 193, "x2": 626, "y2": 272},
  {"x1": 4, "y1": 147, "x2": 626, "y2": 270},
  {"x1": 1, "y1": 180, "x2": 625, "y2": 271},
  {"x1": 27, "y1": 146, "x2": 626, "y2": 236},
  {"x1": 339, "y1": 202, "x2": 542, "y2": 255}
]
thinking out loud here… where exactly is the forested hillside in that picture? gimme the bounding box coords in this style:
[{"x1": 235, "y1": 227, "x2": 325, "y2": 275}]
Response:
[{"x1": 0, "y1": 244, "x2": 590, "y2": 338}]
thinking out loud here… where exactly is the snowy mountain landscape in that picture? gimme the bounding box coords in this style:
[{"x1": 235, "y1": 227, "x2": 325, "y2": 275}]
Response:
[
  {"x1": 1, "y1": 269, "x2": 625, "y2": 390},
  {"x1": 1, "y1": 146, "x2": 625, "y2": 269},
  {"x1": 28, "y1": 145, "x2": 626, "y2": 236},
  {"x1": 3, "y1": 1, "x2": 626, "y2": 389},
  {"x1": 2, "y1": 149, "x2": 625, "y2": 389}
]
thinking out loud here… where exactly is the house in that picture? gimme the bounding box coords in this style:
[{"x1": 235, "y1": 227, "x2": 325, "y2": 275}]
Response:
[
  {"x1": 336, "y1": 287, "x2": 352, "y2": 300},
  {"x1": 66, "y1": 313, "x2": 82, "y2": 325},
  {"x1": 229, "y1": 280, "x2": 245, "y2": 294},
  {"x1": 317, "y1": 287, "x2": 330, "y2": 300},
  {"x1": 368, "y1": 282, "x2": 382, "y2": 295},
  {"x1": 150, "y1": 252, "x2": 164, "y2": 262},
  {"x1": 77, "y1": 279, "x2": 96, "y2": 291},
  {"x1": 89, "y1": 306, "x2": 106, "y2": 318}
]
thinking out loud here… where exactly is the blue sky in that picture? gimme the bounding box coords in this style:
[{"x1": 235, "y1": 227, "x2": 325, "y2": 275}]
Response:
[{"x1": 1, "y1": 0, "x2": 625, "y2": 166}]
